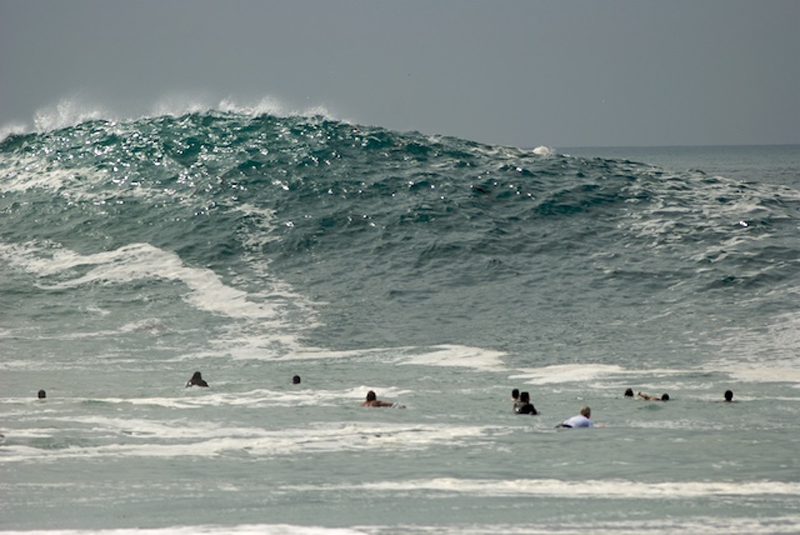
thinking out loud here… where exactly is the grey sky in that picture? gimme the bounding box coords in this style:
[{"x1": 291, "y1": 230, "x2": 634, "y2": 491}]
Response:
[{"x1": 1, "y1": 0, "x2": 798, "y2": 147}]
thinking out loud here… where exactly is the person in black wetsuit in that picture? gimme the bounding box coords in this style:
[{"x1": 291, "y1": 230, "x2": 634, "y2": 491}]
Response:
[
  {"x1": 514, "y1": 391, "x2": 538, "y2": 415},
  {"x1": 186, "y1": 371, "x2": 208, "y2": 387}
]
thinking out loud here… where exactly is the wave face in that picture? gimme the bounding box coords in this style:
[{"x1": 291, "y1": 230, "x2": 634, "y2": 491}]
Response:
[{"x1": 2, "y1": 113, "x2": 799, "y2": 369}]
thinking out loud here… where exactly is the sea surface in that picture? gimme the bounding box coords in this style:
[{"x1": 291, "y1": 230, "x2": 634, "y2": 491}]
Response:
[{"x1": 1, "y1": 112, "x2": 799, "y2": 534}]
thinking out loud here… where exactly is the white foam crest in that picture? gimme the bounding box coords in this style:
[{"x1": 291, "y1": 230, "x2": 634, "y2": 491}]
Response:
[
  {"x1": 532, "y1": 145, "x2": 555, "y2": 157},
  {"x1": 1, "y1": 242, "x2": 285, "y2": 321},
  {"x1": 10, "y1": 94, "x2": 342, "y2": 138},
  {"x1": 218, "y1": 96, "x2": 336, "y2": 120},
  {"x1": 146, "y1": 94, "x2": 337, "y2": 122},
  {"x1": 304, "y1": 477, "x2": 800, "y2": 499},
  {"x1": 0, "y1": 121, "x2": 29, "y2": 141},
  {"x1": 219, "y1": 96, "x2": 286, "y2": 117},
  {"x1": 33, "y1": 97, "x2": 114, "y2": 132}
]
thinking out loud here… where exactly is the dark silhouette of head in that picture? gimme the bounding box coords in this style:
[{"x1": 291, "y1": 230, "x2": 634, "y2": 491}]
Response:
[
  {"x1": 292, "y1": 375, "x2": 301, "y2": 384},
  {"x1": 186, "y1": 371, "x2": 208, "y2": 387},
  {"x1": 37, "y1": 389, "x2": 46, "y2": 399},
  {"x1": 661, "y1": 393, "x2": 670, "y2": 401},
  {"x1": 624, "y1": 388, "x2": 634, "y2": 397},
  {"x1": 520, "y1": 391, "x2": 530, "y2": 403},
  {"x1": 512, "y1": 388, "x2": 520, "y2": 400},
  {"x1": 724, "y1": 390, "x2": 733, "y2": 402},
  {"x1": 366, "y1": 390, "x2": 377, "y2": 402}
]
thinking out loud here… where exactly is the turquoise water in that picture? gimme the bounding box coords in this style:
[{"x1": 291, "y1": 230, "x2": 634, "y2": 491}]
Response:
[{"x1": 1, "y1": 113, "x2": 799, "y2": 534}]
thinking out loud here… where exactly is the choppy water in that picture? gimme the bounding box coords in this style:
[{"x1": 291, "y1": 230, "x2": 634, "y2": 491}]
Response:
[{"x1": 1, "y1": 112, "x2": 799, "y2": 534}]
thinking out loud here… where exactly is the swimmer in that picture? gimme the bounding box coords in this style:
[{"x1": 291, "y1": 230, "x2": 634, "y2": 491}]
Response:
[
  {"x1": 511, "y1": 388, "x2": 520, "y2": 402},
  {"x1": 292, "y1": 375, "x2": 301, "y2": 385},
  {"x1": 186, "y1": 371, "x2": 209, "y2": 388},
  {"x1": 559, "y1": 406, "x2": 593, "y2": 428},
  {"x1": 514, "y1": 391, "x2": 538, "y2": 415},
  {"x1": 638, "y1": 392, "x2": 669, "y2": 401},
  {"x1": 723, "y1": 390, "x2": 734, "y2": 402},
  {"x1": 624, "y1": 388, "x2": 634, "y2": 397},
  {"x1": 38, "y1": 389, "x2": 46, "y2": 399},
  {"x1": 361, "y1": 390, "x2": 393, "y2": 407}
]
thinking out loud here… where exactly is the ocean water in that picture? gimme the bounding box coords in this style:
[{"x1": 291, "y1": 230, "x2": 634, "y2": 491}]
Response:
[{"x1": 1, "y1": 111, "x2": 799, "y2": 534}]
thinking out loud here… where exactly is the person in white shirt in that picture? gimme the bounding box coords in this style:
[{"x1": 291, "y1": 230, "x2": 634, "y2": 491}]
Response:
[{"x1": 560, "y1": 405, "x2": 593, "y2": 428}]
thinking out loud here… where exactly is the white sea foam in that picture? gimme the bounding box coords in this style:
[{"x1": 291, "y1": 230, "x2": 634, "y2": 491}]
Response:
[
  {"x1": 217, "y1": 97, "x2": 336, "y2": 120},
  {"x1": 0, "y1": 165, "x2": 99, "y2": 195},
  {"x1": 268, "y1": 344, "x2": 507, "y2": 372},
  {"x1": 0, "y1": 526, "x2": 368, "y2": 535},
  {"x1": 0, "y1": 419, "x2": 496, "y2": 464},
  {"x1": 0, "y1": 242, "x2": 292, "y2": 322},
  {"x1": 1, "y1": 94, "x2": 343, "y2": 142},
  {"x1": 79, "y1": 386, "x2": 411, "y2": 410},
  {"x1": 371, "y1": 516, "x2": 800, "y2": 535},
  {"x1": 0, "y1": 121, "x2": 29, "y2": 141},
  {"x1": 509, "y1": 364, "x2": 691, "y2": 385},
  {"x1": 296, "y1": 477, "x2": 800, "y2": 499},
  {"x1": 711, "y1": 363, "x2": 800, "y2": 385},
  {"x1": 5, "y1": 517, "x2": 800, "y2": 535},
  {"x1": 398, "y1": 344, "x2": 507, "y2": 371},
  {"x1": 33, "y1": 97, "x2": 113, "y2": 132}
]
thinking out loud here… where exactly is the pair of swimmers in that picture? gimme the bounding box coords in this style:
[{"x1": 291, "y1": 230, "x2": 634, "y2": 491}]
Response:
[
  {"x1": 511, "y1": 388, "x2": 538, "y2": 415},
  {"x1": 512, "y1": 388, "x2": 590, "y2": 428}
]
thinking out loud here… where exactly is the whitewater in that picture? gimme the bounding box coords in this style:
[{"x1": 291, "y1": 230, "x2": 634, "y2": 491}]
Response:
[{"x1": 1, "y1": 108, "x2": 799, "y2": 534}]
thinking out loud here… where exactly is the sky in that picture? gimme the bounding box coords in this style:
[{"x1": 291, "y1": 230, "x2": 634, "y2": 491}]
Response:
[{"x1": 1, "y1": 0, "x2": 799, "y2": 148}]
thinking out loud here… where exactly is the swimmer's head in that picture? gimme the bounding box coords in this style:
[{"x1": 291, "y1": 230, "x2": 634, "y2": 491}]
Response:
[
  {"x1": 366, "y1": 390, "x2": 376, "y2": 402},
  {"x1": 511, "y1": 388, "x2": 520, "y2": 399},
  {"x1": 292, "y1": 375, "x2": 301, "y2": 384},
  {"x1": 724, "y1": 390, "x2": 733, "y2": 402},
  {"x1": 520, "y1": 391, "x2": 530, "y2": 403},
  {"x1": 624, "y1": 388, "x2": 634, "y2": 397},
  {"x1": 580, "y1": 405, "x2": 591, "y2": 418},
  {"x1": 191, "y1": 372, "x2": 203, "y2": 381},
  {"x1": 37, "y1": 389, "x2": 46, "y2": 399},
  {"x1": 661, "y1": 393, "x2": 670, "y2": 401}
]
